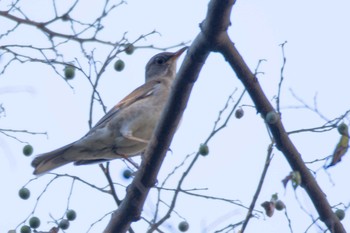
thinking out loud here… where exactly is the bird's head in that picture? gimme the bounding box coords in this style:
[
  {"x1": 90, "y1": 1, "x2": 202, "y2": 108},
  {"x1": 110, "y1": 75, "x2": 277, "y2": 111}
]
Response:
[{"x1": 145, "y1": 47, "x2": 187, "y2": 82}]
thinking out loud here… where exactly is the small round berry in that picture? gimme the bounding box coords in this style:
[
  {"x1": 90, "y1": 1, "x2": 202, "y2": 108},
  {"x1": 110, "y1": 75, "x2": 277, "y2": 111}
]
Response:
[
  {"x1": 199, "y1": 144, "x2": 209, "y2": 156},
  {"x1": 29, "y1": 216, "x2": 40, "y2": 229},
  {"x1": 265, "y1": 111, "x2": 279, "y2": 124},
  {"x1": 59, "y1": 219, "x2": 70, "y2": 230},
  {"x1": 23, "y1": 145, "x2": 33, "y2": 156},
  {"x1": 335, "y1": 209, "x2": 345, "y2": 221},
  {"x1": 337, "y1": 123, "x2": 348, "y2": 136},
  {"x1": 275, "y1": 200, "x2": 285, "y2": 211},
  {"x1": 20, "y1": 225, "x2": 31, "y2": 233},
  {"x1": 64, "y1": 65, "x2": 75, "y2": 80},
  {"x1": 124, "y1": 44, "x2": 135, "y2": 55},
  {"x1": 291, "y1": 171, "x2": 302, "y2": 189},
  {"x1": 19, "y1": 187, "x2": 30, "y2": 200},
  {"x1": 235, "y1": 108, "x2": 244, "y2": 119},
  {"x1": 61, "y1": 14, "x2": 70, "y2": 21},
  {"x1": 114, "y1": 59, "x2": 125, "y2": 72},
  {"x1": 270, "y1": 193, "x2": 278, "y2": 202},
  {"x1": 123, "y1": 169, "x2": 133, "y2": 179},
  {"x1": 66, "y1": 209, "x2": 77, "y2": 221},
  {"x1": 178, "y1": 221, "x2": 189, "y2": 232}
]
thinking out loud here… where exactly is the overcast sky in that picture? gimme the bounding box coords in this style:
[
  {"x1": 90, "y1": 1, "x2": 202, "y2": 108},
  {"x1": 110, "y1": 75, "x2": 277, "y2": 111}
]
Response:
[{"x1": 1, "y1": 0, "x2": 350, "y2": 232}]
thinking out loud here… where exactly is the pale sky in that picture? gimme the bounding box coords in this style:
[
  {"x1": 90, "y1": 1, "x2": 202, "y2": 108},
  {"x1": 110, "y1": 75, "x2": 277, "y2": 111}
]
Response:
[{"x1": 1, "y1": 0, "x2": 350, "y2": 232}]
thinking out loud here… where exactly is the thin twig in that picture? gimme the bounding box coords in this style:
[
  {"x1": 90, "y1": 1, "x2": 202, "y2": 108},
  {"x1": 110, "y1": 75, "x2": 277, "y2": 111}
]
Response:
[{"x1": 240, "y1": 143, "x2": 274, "y2": 232}]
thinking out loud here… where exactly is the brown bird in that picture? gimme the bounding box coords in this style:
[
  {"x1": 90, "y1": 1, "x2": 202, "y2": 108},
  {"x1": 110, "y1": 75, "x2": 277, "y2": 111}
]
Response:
[{"x1": 32, "y1": 47, "x2": 187, "y2": 175}]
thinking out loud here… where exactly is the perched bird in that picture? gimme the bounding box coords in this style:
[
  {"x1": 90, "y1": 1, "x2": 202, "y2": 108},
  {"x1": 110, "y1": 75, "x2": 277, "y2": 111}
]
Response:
[{"x1": 32, "y1": 47, "x2": 187, "y2": 175}]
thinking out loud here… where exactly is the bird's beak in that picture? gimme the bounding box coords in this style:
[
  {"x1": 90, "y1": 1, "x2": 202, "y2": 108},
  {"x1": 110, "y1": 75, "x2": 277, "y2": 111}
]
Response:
[{"x1": 170, "y1": 47, "x2": 188, "y2": 61}]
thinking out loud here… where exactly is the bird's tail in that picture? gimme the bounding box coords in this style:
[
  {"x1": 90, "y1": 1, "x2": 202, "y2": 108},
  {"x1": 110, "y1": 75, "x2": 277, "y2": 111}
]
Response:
[{"x1": 31, "y1": 143, "x2": 74, "y2": 175}]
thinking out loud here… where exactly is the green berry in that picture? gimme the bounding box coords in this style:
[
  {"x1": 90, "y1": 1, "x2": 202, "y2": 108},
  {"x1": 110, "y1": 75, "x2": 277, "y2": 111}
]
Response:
[
  {"x1": 337, "y1": 123, "x2": 348, "y2": 135},
  {"x1": 64, "y1": 65, "x2": 75, "y2": 80},
  {"x1": 199, "y1": 144, "x2": 209, "y2": 156},
  {"x1": 59, "y1": 219, "x2": 70, "y2": 230},
  {"x1": 178, "y1": 221, "x2": 189, "y2": 232},
  {"x1": 275, "y1": 200, "x2": 285, "y2": 211},
  {"x1": 23, "y1": 144, "x2": 33, "y2": 156},
  {"x1": 61, "y1": 14, "x2": 70, "y2": 21},
  {"x1": 66, "y1": 209, "x2": 77, "y2": 221},
  {"x1": 265, "y1": 111, "x2": 279, "y2": 124},
  {"x1": 123, "y1": 169, "x2": 133, "y2": 179},
  {"x1": 20, "y1": 225, "x2": 31, "y2": 233},
  {"x1": 19, "y1": 187, "x2": 30, "y2": 200},
  {"x1": 291, "y1": 171, "x2": 302, "y2": 189},
  {"x1": 270, "y1": 193, "x2": 278, "y2": 202},
  {"x1": 124, "y1": 44, "x2": 135, "y2": 55},
  {"x1": 114, "y1": 59, "x2": 125, "y2": 72},
  {"x1": 335, "y1": 209, "x2": 345, "y2": 220},
  {"x1": 29, "y1": 216, "x2": 40, "y2": 229},
  {"x1": 235, "y1": 108, "x2": 244, "y2": 119}
]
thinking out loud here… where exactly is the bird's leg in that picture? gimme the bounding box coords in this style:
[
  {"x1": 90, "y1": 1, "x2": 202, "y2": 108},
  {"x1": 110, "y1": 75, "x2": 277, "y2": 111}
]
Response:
[
  {"x1": 117, "y1": 153, "x2": 139, "y2": 169},
  {"x1": 112, "y1": 146, "x2": 140, "y2": 169},
  {"x1": 122, "y1": 131, "x2": 149, "y2": 144},
  {"x1": 123, "y1": 156, "x2": 139, "y2": 169}
]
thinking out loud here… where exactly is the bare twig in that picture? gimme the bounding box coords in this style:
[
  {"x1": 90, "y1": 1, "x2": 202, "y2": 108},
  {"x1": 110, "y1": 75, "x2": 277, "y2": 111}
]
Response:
[
  {"x1": 276, "y1": 41, "x2": 287, "y2": 113},
  {"x1": 240, "y1": 143, "x2": 274, "y2": 232}
]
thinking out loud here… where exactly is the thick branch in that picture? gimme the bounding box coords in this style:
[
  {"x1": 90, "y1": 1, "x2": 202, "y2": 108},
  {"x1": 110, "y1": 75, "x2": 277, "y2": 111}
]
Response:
[
  {"x1": 218, "y1": 32, "x2": 345, "y2": 233},
  {"x1": 103, "y1": 0, "x2": 235, "y2": 232}
]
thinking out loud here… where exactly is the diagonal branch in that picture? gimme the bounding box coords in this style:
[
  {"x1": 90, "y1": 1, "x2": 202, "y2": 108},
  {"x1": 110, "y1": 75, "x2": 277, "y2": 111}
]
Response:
[
  {"x1": 103, "y1": 0, "x2": 235, "y2": 232},
  {"x1": 217, "y1": 24, "x2": 346, "y2": 233}
]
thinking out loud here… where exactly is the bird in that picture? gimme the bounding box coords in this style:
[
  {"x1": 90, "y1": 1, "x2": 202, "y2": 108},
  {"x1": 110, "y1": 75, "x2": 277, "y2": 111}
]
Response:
[{"x1": 31, "y1": 47, "x2": 187, "y2": 175}]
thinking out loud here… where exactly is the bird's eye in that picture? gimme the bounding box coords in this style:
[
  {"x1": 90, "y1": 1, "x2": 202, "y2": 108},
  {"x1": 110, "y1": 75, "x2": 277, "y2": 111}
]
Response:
[{"x1": 155, "y1": 56, "x2": 166, "y2": 65}]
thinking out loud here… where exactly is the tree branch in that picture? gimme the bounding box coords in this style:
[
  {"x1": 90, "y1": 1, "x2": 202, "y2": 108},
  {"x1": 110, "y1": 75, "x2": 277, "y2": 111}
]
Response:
[
  {"x1": 217, "y1": 23, "x2": 346, "y2": 233},
  {"x1": 103, "y1": 0, "x2": 236, "y2": 232}
]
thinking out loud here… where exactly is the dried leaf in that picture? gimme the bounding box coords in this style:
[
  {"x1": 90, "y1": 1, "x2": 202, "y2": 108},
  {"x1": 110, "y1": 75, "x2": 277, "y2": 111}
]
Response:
[{"x1": 261, "y1": 201, "x2": 275, "y2": 217}]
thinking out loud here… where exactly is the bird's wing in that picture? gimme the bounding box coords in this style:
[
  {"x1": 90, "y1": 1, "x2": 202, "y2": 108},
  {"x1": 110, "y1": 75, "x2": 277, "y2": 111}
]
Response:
[{"x1": 89, "y1": 79, "x2": 161, "y2": 132}]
